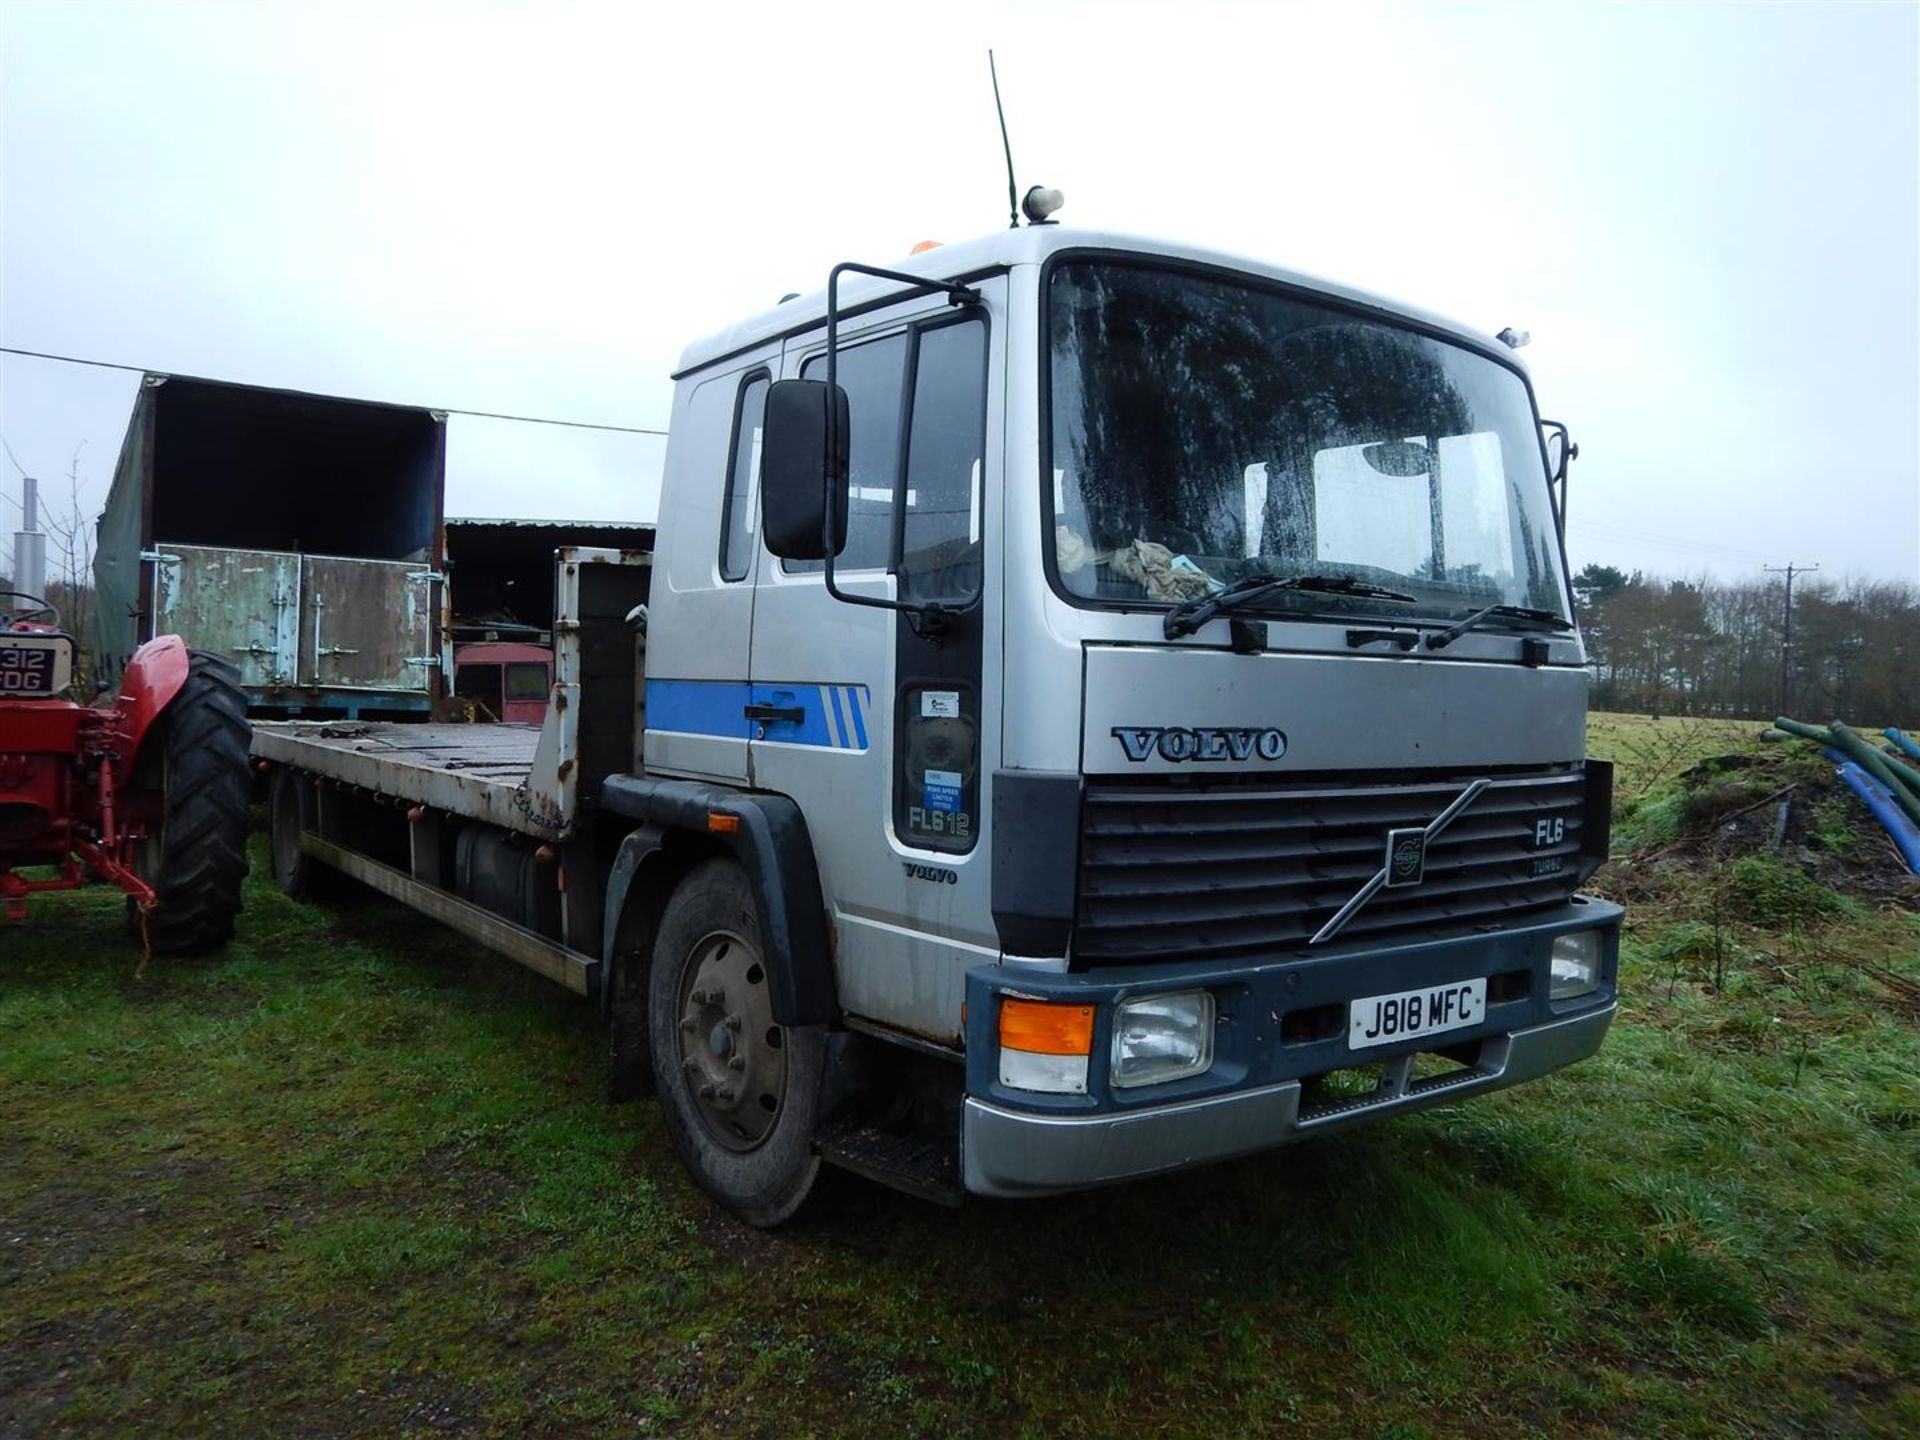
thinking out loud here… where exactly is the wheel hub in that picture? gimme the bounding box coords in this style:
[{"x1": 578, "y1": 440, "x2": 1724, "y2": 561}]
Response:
[{"x1": 676, "y1": 929, "x2": 785, "y2": 1150}]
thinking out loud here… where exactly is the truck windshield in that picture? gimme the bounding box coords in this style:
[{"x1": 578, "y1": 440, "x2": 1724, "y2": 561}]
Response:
[{"x1": 1047, "y1": 260, "x2": 1570, "y2": 623}]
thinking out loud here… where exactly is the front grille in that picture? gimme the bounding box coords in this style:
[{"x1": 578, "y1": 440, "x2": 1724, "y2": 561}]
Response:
[{"x1": 1075, "y1": 768, "x2": 1590, "y2": 965}]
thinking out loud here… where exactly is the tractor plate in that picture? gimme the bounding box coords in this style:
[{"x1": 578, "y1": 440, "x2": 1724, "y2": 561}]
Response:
[{"x1": 0, "y1": 634, "x2": 73, "y2": 698}]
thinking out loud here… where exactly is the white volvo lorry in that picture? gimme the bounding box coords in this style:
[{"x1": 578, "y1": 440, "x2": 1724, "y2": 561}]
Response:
[{"x1": 251, "y1": 223, "x2": 1621, "y2": 1226}]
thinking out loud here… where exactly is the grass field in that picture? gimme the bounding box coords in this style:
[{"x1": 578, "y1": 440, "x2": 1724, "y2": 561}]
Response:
[{"x1": 3, "y1": 715, "x2": 1916, "y2": 1438}]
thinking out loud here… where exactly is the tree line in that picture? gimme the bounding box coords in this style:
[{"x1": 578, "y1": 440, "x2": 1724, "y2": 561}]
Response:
[{"x1": 1574, "y1": 565, "x2": 1919, "y2": 726}]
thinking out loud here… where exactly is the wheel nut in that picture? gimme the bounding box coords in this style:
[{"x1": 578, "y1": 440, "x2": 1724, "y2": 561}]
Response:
[
  {"x1": 680, "y1": 1017, "x2": 695, "y2": 1033},
  {"x1": 727, "y1": 1055, "x2": 745, "y2": 1071},
  {"x1": 724, "y1": 1013, "x2": 742, "y2": 1033},
  {"x1": 697, "y1": 1082, "x2": 717, "y2": 1099},
  {"x1": 716, "y1": 1087, "x2": 736, "y2": 1103}
]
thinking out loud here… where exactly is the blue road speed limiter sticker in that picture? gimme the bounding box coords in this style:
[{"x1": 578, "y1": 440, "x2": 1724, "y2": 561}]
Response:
[{"x1": 922, "y1": 768, "x2": 962, "y2": 814}]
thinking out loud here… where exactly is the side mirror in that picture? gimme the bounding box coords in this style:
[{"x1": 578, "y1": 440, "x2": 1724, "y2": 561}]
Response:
[
  {"x1": 761, "y1": 379, "x2": 850, "y2": 560},
  {"x1": 1541, "y1": 421, "x2": 1578, "y2": 484}
]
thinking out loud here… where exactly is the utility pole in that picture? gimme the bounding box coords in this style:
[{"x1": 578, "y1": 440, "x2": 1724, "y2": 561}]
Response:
[{"x1": 1763, "y1": 561, "x2": 1818, "y2": 718}]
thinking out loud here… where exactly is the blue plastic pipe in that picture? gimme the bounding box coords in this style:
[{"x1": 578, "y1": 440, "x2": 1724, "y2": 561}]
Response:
[
  {"x1": 1884, "y1": 728, "x2": 1920, "y2": 764},
  {"x1": 1835, "y1": 761, "x2": 1920, "y2": 876}
]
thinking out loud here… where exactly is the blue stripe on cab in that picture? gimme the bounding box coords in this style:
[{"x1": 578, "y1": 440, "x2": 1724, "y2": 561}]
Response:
[
  {"x1": 646, "y1": 678, "x2": 873, "y2": 751},
  {"x1": 646, "y1": 679, "x2": 752, "y2": 740}
]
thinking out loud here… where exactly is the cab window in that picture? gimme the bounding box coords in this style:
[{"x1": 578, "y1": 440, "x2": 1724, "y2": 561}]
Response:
[
  {"x1": 720, "y1": 371, "x2": 770, "y2": 581},
  {"x1": 504, "y1": 662, "x2": 549, "y2": 702},
  {"x1": 786, "y1": 317, "x2": 986, "y2": 593},
  {"x1": 791, "y1": 334, "x2": 909, "y2": 573},
  {"x1": 900, "y1": 318, "x2": 986, "y2": 603}
]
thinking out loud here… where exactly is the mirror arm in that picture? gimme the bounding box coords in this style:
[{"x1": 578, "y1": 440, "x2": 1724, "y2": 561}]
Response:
[
  {"x1": 820, "y1": 262, "x2": 984, "y2": 632},
  {"x1": 1540, "y1": 418, "x2": 1577, "y2": 536}
]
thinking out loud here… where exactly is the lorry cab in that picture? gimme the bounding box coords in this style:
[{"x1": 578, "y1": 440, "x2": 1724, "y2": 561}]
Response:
[{"x1": 638, "y1": 224, "x2": 1621, "y2": 1207}]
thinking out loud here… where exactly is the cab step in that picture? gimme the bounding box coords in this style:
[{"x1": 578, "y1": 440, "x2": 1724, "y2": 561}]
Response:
[{"x1": 814, "y1": 1115, "x2": 963, "y2": 1207}]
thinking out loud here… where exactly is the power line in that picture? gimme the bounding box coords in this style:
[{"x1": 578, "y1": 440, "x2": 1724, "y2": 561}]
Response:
[
  {"x1": 1576, "y1": 520, "x2": 1774, "y2": 565},
  {"x1": 0, "y1": 344, "x2": 669, "y2": 437}
]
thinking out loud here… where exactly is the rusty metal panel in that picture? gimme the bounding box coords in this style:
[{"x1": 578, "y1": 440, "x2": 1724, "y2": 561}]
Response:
[
  {"x1": 521, "y1": 547, "x2": 652, "y2": 830},
  {"x1": 152, "y1": 543, "x2": 301, "y2": 687},
  {"x1": 298, "y1": 555, "x2": 436, "y2": 693}
]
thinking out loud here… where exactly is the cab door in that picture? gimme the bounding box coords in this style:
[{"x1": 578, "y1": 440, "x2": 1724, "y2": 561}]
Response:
[
  {"x1": 748, "y1": 279, "x2": 1003, "y2": 1041},
  {"x1": 642, "y1": 360, "x2": 775, "y2": 785}
]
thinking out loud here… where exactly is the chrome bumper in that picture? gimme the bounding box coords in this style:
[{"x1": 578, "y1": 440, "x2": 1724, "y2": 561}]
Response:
[{"x1": 961, "y1": 1001, "x2": 1617, "y2": 1198}]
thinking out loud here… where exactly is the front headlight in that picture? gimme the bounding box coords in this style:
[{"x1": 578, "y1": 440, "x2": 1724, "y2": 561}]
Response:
[
  {"x1": 1550, "y1": 929, "x2": 1604, "y2": 1000},
  {"x1": 1111, "y1": 990, "x2": 1215, "y2": 1088}
]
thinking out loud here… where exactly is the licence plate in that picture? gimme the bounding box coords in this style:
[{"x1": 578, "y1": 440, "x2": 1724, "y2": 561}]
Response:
[
  {"x1": 0, "y1": 635, "x2": 71, "y2": 697},
  {"x1": 1349, "y1": 977, "x2": 1486, "y2": 1050}
]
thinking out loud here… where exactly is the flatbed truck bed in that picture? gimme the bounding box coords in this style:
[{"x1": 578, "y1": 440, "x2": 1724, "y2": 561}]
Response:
[
  {"x1": 251, "y1": 548, "x2": 653, "y2": 1002},
  {"x1": 250, "y1": 720, "x2": 548, "y2": 836}
]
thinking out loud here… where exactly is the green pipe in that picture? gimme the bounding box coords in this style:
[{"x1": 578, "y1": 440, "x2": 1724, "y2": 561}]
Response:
[
  {"x1": 1829, "y1": 723, "x2": 1920, "y2": 827},
  {"x1": 1772, "y1": 716, "x2": 1829, "y2": 743},
  {"x1": 1871, "y1": 742, "x2": 1920, "y2": 797}
]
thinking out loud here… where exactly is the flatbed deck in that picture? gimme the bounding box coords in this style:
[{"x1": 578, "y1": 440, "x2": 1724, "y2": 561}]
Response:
[{"x1": 251, "y1": 720, "x2": 551, "y2": 836}]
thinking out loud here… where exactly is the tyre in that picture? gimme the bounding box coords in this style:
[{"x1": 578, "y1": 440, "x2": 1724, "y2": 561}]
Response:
[
  {"x1": 648, "y1": 857, "x2": 826, "y2": 1227},
  {"x1": 131, "y1": 650, "x2": 252, "y2": 953},
  {"x1": 268, "y1": 765, "x2": 349, "y2": 902}
]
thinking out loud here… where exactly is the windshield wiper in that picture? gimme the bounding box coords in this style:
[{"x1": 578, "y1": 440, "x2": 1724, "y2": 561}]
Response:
[
  {"x1": 1424, "y1": 603, "x2": 1572, "y2": 650},
  {"x1": 1163, "y1": 573, "x2": 1416, "y2": 639}
]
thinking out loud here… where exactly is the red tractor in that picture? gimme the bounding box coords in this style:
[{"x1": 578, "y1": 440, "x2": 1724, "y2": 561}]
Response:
[{"x1": 1, "y1": 589, "x2": 252, "y2": 952}]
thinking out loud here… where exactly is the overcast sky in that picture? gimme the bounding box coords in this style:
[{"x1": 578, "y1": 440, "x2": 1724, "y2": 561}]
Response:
[{"x1": 3, "y1": 0, "x2": 1916, "y2": 584}]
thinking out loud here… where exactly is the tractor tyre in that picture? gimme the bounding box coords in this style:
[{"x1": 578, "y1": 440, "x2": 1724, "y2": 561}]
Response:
[{"x1": 133, "y1": 650, "x2": 252, "y2": 953}]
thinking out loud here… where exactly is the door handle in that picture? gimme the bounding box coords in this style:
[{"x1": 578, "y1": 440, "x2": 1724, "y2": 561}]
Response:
[{"x1": 744, "y1": 703, "x2": 805, "y2": 725}]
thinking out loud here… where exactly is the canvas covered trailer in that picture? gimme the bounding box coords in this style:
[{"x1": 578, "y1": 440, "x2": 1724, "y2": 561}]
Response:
[{"x1": 93, "y1": 373, "x2": 447, "y2": 718}]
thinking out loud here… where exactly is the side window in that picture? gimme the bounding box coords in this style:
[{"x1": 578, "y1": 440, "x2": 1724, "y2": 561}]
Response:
[
  {"x1": 720, "y1": 371, "x2": 769, "y2": 581},
  {"x1": 900, "y1": 319, "x2": 987, "y2": 602},
  {"x1": 504, "y1": 662, "x2": 549, "y2": 702},
  {"x1": 793, "y1": 333, "x2": 910, "y2": 573}
]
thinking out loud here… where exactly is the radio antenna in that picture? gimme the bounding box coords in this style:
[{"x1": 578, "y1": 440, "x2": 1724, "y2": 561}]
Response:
[{"x1": 989, "y1": 51, "x2": 1019, "y2": 229}]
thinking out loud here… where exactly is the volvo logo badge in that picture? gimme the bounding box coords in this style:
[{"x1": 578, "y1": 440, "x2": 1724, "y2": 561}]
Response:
[
  {"x1": 1384, "y1": 828, "x2": 1427, "y2": 889},
  {"x1": 1309, "y1": 778, "x2": 1494, "y2": 945},
  {"x1": 1111, "y1": 726, "x2": 1288, "y2": 764}
]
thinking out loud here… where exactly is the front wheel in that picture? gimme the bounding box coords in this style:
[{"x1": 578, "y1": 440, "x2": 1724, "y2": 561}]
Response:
[
  {"x1": 133, "y1": 650, "x2": 252, "y2": 953},
  {"x1": 648, "y1": 858, "x2": 825, "y2": 1227}
]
